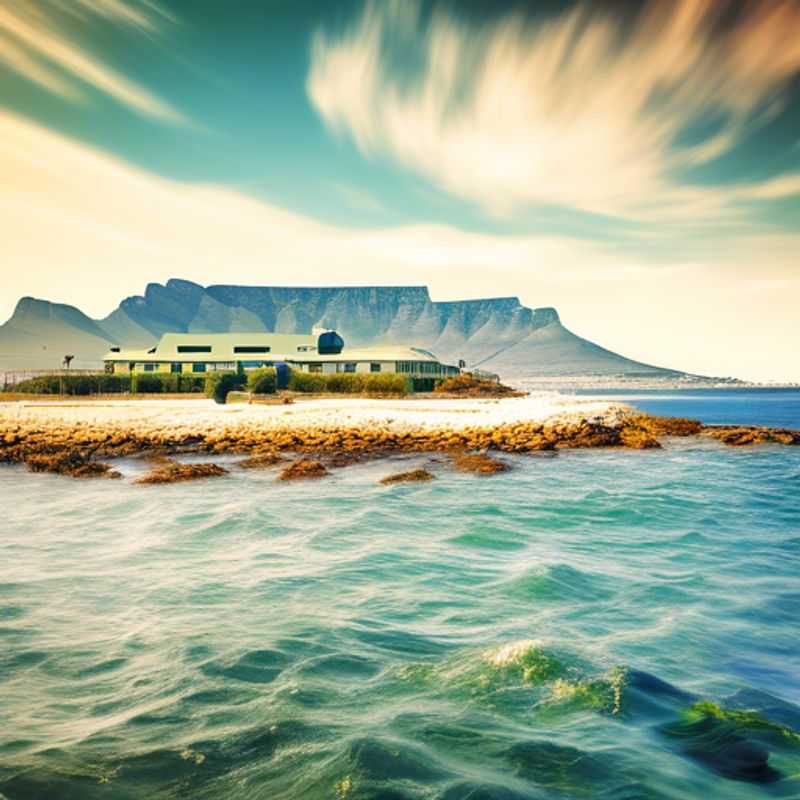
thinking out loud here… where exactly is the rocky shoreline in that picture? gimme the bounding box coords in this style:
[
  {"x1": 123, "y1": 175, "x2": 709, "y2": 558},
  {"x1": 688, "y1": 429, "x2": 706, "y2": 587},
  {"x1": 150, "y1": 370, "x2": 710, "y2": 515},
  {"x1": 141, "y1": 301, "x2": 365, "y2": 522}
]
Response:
[{"x1": 1, "y1": 406, "x2": 797, "y2": 483}]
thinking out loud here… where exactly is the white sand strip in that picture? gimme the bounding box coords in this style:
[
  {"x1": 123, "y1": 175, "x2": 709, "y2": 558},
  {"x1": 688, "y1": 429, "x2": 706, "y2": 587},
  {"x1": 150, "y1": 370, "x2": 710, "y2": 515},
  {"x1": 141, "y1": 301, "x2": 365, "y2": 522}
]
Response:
[{"x1": 0, "y1": 394, "x2": 632, "y2": 433}]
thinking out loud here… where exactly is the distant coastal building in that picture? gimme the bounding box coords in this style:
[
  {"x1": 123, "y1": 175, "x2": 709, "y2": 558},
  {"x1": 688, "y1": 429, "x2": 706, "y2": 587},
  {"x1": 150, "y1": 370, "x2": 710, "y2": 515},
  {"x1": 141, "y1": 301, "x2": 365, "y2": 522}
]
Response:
[{"x1": 103, "y1": 330, "x2": 460, "y2": 388}]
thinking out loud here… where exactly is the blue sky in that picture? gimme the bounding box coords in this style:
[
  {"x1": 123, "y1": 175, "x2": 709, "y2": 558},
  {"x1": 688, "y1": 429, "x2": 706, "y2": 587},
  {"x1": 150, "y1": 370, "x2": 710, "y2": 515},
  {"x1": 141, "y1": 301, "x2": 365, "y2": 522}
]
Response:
[{"x1": 1, "y1": 0, "x2": 799, "y2": 379}]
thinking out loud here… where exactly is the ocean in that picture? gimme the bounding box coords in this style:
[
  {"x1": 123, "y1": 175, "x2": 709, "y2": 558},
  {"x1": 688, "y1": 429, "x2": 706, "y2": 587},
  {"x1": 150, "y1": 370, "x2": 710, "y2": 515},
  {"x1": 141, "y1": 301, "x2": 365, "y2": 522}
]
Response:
[{"x1": 1, "y1": 390, "x2": 799, "y2": 799}]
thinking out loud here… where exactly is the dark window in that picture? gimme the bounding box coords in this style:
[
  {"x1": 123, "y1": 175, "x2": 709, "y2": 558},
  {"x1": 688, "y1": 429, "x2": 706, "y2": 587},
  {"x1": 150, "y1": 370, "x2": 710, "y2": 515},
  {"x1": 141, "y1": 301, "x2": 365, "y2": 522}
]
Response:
[
  {"x1": 171, "y1": 363, "x2": 181, "y2": 373},
  {"x1": 143, "y1": 363, "x2": 156, "y2": 372},
  {"x1": 308, "y1": 364, "x2": 323, "y2": 374},
  {"x1": 370, "y1": 363, "x2": 381, "y2": 373},
  {"x1": 234, "y1": 346, "x2": 270, "y2": 354},
  {"x1": 192, "y1": 363, "x2": 206, "y2": 373},
  {"x1": 177, "y1": 345, "x2": 212, "y2": 353},
  {"x1": 344, "y1": 363, "x2": 357, "y2": 373}
]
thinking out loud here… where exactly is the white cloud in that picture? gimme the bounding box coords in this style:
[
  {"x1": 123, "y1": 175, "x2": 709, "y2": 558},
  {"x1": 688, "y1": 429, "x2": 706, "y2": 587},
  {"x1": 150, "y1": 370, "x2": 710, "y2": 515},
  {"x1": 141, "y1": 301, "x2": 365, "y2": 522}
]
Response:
[
  {"x1": 1, "y1": 110, "x2": 799, "y2": 382},
  {"x1": 0, "y1": 0, "x2": 183, "y2": 122},
  {"x1": 308, "y1": 0, "x2": 800, "y2": 220}
]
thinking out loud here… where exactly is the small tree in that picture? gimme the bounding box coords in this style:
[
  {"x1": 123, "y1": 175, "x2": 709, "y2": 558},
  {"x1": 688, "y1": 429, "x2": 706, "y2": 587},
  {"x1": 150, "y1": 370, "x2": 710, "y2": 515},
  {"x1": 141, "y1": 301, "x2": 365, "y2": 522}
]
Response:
[
  {"x1": 247, "y1": 367, "x2": 277, "y2": 394},
  {"x1": 205, "y1": 371, "x2": 244, "y2": 404}
]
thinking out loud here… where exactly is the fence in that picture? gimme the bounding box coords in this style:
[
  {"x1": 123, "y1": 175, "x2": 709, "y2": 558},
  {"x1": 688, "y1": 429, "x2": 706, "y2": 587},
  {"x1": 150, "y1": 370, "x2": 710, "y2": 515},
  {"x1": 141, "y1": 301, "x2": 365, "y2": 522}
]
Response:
[{"x1": 1, "y1": 369, "x2": 103, "y2": 390}]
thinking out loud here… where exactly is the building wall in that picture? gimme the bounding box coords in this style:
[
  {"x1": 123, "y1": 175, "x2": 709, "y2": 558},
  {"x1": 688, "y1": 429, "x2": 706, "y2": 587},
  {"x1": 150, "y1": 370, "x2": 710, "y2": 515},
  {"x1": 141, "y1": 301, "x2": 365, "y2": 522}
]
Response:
[{"x1": 106, "y1": 356, "x2": 458, "y2": 378}]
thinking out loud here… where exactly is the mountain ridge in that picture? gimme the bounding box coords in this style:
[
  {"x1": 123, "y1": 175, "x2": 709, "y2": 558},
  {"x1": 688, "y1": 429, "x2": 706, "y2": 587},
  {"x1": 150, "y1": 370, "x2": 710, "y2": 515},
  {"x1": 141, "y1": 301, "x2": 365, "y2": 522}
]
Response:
[{"x1": 0, "y1": 280, "x2": 688, "y2": 378}]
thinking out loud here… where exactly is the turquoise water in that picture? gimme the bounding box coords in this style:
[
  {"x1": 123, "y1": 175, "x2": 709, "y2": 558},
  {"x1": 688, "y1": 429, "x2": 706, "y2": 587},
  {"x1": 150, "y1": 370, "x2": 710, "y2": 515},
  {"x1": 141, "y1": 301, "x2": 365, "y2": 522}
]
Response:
[
  {"x1": 1, "y1": 395, "x2": 800, "y2": 798},
  {"x1": 574, "y1": 388, "x2": 800, "y2": 429}
]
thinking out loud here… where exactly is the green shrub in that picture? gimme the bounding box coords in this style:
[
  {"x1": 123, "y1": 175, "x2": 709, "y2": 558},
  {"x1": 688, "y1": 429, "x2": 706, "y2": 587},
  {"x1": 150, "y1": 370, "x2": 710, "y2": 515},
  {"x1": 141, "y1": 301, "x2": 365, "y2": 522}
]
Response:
[
  {"x1": 126, "y1": 372, "x2": 204, "y2": 394},
  {"x1": 287, "y1": 370, "x2": 327, "y2": 393},
  {"x1": 6, "y1": 371, "x2": 208, "y2": 395},
  {"x1": 97, "y1": 374, "x2": 130, "y2": 393},
  {"x1": 9, "y1": 375, "x2": 60, "y2": 394},
  {"x1": 135, "y1": 374, "x2": 164, "y2": 393},
  {"x1": 361, "y1": 373, "x2": 411, "y2": 395},
  {"x1": 205, "y1": 371, "x2": 244, "y2": 404},
  {"x1": 9, "y1": 373, "x2": 133, "y2": 395},
  {"x1": 286, "y1": 370, "x2": 410, "y2": 395},
  {"x1": 324, "y1": 372, "x2": 363, "y2": 393},
  {"x1": 204, "y1": 372, "x2": 222, "y2": 399},
  {"x1": 179, "y1": 375, "x2": 206, "y2": 393},
  {"x1": 247, "y1": 367, "x2": 277, "y2": 394}
]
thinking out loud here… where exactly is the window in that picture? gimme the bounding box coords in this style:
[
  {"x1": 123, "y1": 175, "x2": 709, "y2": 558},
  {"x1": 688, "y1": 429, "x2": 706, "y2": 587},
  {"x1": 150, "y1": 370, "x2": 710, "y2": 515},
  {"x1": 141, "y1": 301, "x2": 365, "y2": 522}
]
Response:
[
  {"x1": 344, "y1": 363, "x2": 357, "y2": 373},
  {"x1": 192, "y1": 363, "x2": 206, "y2": 373},
  {"x1": 309, "y1": 363, "x2": 323, "y2": 373},
  {"x1": 234, "y1": 346, "x2": 270, "y2": 354},
  {"x1": 370, "y1": 363, "x2": 381, "y2": 373},
  {"x1": 170, "y1": 363, "x2": 181, "y2": 374},
  {"x1": 177, "y1": 345, "x2": 212, "y2": 353},
  {"x1": 297, "y1": 345, "x2": 317, "y2": 352},
  {"x1": 143, "y1": 363, "x2": 156, "y2": 372}
]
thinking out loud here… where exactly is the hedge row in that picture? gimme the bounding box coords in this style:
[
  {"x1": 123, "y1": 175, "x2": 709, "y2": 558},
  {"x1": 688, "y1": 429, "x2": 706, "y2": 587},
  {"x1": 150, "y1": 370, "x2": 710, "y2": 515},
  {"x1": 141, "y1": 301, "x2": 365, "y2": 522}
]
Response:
[
  {"x1": 7, "y1": 368, "x2": 412, "y2": 398},
  {"x1": 288, "y1": 371, "x2": 411, "y2": 395},
  {"x1": 6, "y1": 373, "x2": 206, "y2": 395}
]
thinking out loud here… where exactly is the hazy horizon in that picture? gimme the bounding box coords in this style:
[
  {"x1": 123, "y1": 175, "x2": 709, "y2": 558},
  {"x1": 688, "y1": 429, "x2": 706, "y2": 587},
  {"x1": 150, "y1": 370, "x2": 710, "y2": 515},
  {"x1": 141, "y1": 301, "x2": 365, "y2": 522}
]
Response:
[{"x1": 1, "y1": 0, "x2": 799, "y2": 381}]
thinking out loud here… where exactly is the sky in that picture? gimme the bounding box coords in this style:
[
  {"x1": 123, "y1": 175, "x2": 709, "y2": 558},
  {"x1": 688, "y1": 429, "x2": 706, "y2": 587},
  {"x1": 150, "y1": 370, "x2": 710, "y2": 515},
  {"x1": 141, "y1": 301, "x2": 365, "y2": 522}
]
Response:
[{"x1": 0, "y1": 0, "x2": 798, "y2": 381}]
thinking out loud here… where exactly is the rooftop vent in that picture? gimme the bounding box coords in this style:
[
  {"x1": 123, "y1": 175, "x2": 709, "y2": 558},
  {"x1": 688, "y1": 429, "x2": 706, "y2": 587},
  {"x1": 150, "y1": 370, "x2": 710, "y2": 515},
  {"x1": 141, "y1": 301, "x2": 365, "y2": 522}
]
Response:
[{"x1": 317, "y1": 330, "x2": 344, "y2": 355}]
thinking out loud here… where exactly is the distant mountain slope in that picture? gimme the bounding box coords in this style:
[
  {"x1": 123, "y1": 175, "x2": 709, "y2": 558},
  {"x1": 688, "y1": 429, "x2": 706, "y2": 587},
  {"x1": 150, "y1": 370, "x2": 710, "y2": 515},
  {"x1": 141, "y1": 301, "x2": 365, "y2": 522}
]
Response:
[
  {"x1": 0, "y1": 280, "x2": 691, "y2": 378},
  {"x1": 0, "y1": 298, "x2": 115, "y2": 371},
  {"x1": 475, "y1": 321, "x2": 680, "y2": 377}
]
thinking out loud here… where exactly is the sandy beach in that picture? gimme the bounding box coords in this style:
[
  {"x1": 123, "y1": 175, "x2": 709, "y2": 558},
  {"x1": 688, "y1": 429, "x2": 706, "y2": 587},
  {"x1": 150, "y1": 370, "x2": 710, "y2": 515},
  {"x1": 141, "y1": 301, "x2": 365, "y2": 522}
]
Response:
[{"x1": 0, "y1": 393, "x2": 632, "y2": 434}]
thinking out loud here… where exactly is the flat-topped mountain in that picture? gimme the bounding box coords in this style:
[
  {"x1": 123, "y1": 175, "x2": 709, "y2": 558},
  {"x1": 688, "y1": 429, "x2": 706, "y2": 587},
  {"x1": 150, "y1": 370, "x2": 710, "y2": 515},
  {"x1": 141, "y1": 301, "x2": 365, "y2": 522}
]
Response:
[{"x1": 0, "y1": 280, "x2": 686, "y2": 378}]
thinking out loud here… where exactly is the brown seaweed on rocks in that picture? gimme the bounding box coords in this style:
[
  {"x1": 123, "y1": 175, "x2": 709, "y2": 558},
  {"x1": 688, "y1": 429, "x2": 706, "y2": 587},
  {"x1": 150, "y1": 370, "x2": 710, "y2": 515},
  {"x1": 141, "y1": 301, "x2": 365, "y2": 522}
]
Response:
[
  {"x1": 278, "y1": 459, "x2": 329, "y2": 480},
  {"x1": 1, "y1": 414, "x2": 797, "y2": 483},
  {"x1": 379, "y1": 468, "x2": 436, "y2": 485},
  {"x1": 135, "y1": 460, "x2": 229, "y2": 485},
  {"x1": 24, "y1": 450, "x2": 121, "y2": 479},
  {"x1": 451, "y1": 452, "x2": 510, "y2": 474},
  {"x1": 238, "y1": 452, "x2": 284, "y2": 469},
  {"x1": 702, "y1": 426, "x2": 800, "y2": 447},
  {"x1": 631, "y1": 416, "x2": 704, "y2": 437}
]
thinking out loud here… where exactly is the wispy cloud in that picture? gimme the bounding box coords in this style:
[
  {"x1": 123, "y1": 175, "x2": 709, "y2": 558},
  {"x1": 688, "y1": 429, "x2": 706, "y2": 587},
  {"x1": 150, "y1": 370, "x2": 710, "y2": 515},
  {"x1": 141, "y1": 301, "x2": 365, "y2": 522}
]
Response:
[
  {"x1": 0, "y1": 0, "x2": 183, "y2": 122},
  {"x1": 308, "y1": 0, "x2": 800, "y2": 220}
]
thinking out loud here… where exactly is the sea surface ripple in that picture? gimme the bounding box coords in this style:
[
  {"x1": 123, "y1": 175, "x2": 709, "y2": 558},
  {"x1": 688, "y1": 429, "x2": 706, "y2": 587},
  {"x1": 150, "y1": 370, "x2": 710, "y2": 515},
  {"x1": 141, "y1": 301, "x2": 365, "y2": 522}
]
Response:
[{"x1": 1, "y1": 397, "x2": 800, "y2": 798}]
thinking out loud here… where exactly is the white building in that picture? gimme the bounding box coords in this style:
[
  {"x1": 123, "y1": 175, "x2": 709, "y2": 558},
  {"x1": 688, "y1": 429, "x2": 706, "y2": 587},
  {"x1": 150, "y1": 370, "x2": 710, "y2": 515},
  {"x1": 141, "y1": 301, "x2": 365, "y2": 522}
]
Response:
[{"x1": 103, "y1": 331, "x2": 460, "y2": 388}]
